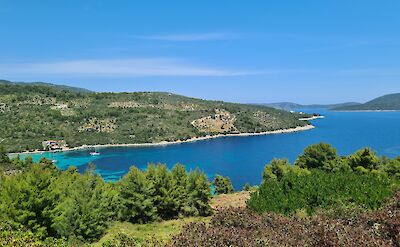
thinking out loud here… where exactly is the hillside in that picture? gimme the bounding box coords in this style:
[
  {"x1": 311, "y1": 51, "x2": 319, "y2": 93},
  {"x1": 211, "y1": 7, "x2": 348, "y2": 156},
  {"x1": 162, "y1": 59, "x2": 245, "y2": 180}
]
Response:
[
  {"x1": 0, "y1": 80, "x2": 311, "y2": 152},
  {"x1": 333, "y1": 93, "x2": 400, "y2": 111},
  {"x1": 263, "y1": 102, "x2": 361, "y2": 111},
  {"x1": 0, "y1": 79, "x2": 92, "y2": 93}
]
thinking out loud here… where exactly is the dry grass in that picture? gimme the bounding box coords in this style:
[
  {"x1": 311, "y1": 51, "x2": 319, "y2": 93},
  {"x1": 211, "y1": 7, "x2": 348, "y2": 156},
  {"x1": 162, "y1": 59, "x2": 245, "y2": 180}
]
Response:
[{"x1": 211, "y1": 191, "x2": 251, "y2": 210}]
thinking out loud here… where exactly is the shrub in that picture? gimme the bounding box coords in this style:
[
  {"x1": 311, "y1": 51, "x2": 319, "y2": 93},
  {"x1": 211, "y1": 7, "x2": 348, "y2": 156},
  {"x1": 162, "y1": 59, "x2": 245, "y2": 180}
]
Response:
[
  {"x1": 348, "y1": 147, "x2": 379, "y2": 170},
  {"x1": 248, "y1": 170, "x2": 393, "y2": 215},
  {"x1": 294, "y1": 143, "x2": 339, "y2": 170},
  {"x1": 169, "y1": 191, "x2": 400, "y2": 246},
  {"x1": 213, "y1": 175, "x2": 234, "y2": 195}
]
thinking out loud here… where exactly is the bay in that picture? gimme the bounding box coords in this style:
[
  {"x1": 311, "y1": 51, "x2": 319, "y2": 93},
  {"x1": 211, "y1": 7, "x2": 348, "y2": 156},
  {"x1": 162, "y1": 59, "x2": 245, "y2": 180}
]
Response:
[{"x1": 21, "y1": 109, "x2": 400, "y2": 189}]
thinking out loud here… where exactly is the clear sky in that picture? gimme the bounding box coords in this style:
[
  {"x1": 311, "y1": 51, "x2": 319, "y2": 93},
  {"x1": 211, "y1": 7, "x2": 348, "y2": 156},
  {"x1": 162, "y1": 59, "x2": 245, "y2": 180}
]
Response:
[{"x1": 1, "y1": 0, "x2": 400, "y2": 104}]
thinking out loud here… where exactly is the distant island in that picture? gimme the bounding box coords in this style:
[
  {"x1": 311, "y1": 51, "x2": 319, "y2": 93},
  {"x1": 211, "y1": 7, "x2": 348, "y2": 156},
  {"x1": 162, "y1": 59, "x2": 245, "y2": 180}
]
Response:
[
  {"x1": 262, "y1": 102, "x2": 361, "y2": 111},
  {"x1": 0, "y1": 80, "x2": 316, "y2": 152},
  {"x1": 332, "y1": 93, "x2": 400, "y2": 111}
]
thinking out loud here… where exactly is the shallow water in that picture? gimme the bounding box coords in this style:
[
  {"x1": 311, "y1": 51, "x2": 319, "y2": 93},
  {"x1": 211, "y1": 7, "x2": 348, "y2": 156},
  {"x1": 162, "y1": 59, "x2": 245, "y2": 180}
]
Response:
[{"x1": 21, "y1": 109, "x2": 400, "y2": 189}]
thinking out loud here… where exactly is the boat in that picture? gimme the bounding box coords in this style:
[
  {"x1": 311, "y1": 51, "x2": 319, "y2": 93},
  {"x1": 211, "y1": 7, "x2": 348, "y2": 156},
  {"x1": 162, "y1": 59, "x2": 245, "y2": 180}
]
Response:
[
  {"x1": 52, "y1": 159, "x2": 58, "y2": 163},
  {"x1": 90, "y1": 148, "x2": 101, "y2": 156}
]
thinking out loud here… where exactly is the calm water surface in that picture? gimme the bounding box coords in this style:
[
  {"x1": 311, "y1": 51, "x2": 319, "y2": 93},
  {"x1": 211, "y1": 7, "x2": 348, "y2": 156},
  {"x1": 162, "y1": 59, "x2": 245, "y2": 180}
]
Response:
[{"x1": 21, "y1": 109, "x2": 400, "y2": 189}]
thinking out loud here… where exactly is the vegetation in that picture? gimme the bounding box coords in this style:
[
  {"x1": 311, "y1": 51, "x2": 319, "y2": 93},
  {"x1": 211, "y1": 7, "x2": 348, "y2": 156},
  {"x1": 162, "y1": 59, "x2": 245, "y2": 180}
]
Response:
[
  {"x1": 96, "y1": 217, "x2": 210, "y2": 247},
  {"x1": 1, "y1": 143, "x2": 399, "y2": 246},
  {"x1": 212, "y1": 174, "x2": 234, "y2": 195},
  {"x1": 0, "y1": 150, "x2": 211, "y2": 244},
  {"x1": 333, "y1": 92, "x2": 400, "y2": 110},
  {"x1": 171, "y1": 192, "x2": 400, "y2": 246},
  {"x1": 171, "y1": 143, "x2": 400, "y2": 246},
  {"x1": 0, "y1": 80, "x2": 310, "y2": 152},
  {"x1": 249, "y1": 143, "x2": 400, "y2": 215}
]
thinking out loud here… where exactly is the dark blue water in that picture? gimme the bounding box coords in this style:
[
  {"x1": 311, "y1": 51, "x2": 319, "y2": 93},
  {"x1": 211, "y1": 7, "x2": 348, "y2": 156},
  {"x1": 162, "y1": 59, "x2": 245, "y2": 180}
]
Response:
[{"x1": 21, "y1": 109, "x2": 400, "y2": 190}]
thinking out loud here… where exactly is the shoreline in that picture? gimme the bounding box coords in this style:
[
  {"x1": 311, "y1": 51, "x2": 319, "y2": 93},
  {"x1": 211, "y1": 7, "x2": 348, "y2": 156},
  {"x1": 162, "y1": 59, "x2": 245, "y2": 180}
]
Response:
[{"x1": 14, "y1": 125, "x2": 315, "y2": 156}]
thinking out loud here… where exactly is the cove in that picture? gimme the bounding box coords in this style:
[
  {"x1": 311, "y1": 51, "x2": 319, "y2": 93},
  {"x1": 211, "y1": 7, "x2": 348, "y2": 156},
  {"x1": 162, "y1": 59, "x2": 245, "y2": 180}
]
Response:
[{"x1": 20, "y1": 109, "x2": 400, "y2": 190}]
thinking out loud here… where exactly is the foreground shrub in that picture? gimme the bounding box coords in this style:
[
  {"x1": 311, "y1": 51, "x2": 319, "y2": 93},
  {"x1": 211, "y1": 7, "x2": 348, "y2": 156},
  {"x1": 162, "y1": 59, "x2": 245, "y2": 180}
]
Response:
[
  {"x1": 212, "y1": 174, "x2": 234, "y2": 195},
  {"x1": 169, "y1": 191, "x2": 400, "y2": 246},
  {"x1": 248, "y1": 170, "x2": 393, "y2": 215},
  {"x1": 0, "y1": 159, "x2": 211, "y2": 243}
]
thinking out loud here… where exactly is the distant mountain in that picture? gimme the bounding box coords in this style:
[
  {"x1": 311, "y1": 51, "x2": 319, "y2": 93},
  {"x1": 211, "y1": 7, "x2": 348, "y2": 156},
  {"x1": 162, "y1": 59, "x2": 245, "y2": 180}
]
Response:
[
  {"x1": 0, "y1": 79, "x2": 92, "y2": 93},
  {"x1": 262, "y1": 102, "x2": 361, "y2": 111},
  {"x1": 333, "y1": 93, "x2": 400, "y2": 111}
]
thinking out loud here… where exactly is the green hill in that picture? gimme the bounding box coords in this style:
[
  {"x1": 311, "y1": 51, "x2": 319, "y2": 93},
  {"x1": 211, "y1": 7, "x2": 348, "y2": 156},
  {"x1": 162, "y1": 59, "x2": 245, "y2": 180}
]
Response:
[
  {"x1": 333, "y1": 93, "x2": 400, "y2": 111},
  {"x1": 0, "y1": 80, "x2": 310, "y2": 152}
]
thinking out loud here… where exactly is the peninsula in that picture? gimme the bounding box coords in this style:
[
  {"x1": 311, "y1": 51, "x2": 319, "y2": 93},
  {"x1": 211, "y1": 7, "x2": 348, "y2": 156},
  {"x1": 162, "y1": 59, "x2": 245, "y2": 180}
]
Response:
[{"x1": 0, "y1": 80, "x2": 315, "y2": 152}]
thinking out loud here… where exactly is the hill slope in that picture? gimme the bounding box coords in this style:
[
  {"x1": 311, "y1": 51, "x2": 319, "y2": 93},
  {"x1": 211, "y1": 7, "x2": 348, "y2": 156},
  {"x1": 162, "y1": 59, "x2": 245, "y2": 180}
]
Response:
[
  {"x1": 0, "y1": 79, "x2": 92, "y2": 93},
  {"x1": 0, "y1": 81, "x2": 311, "y2": 152},
  {"x1": 263, "y1": 102, "x2": 361, "y2": 111},
  {"x1": 333, "y1": 93, "x2": 400, "y2": 111}
]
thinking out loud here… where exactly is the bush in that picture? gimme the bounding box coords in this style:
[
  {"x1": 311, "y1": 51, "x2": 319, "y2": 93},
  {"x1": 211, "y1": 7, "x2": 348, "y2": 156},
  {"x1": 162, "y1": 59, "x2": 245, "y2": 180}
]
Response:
[
  {"x1": 0, "y1": 158, "x2": 211, "y2": 242},
  {"x1": 248, "y1": 170, "x2": 393, "y2": 215},
  {"x1": 169, "y1": 191, "x2": 400, "y2": 247},
  {"x1": 117, "y1": 164, "x2": 212, "y2": 223},
  {"x1": 212, "y1": 175, "x2": 234, "y2": 195},
  {"x1": 348, "y1": 148, "x2": 379, "y2": 170},
  {"x1": 294, "y1": 143, "x2": 339, "y2": 170},
  {"x1": 263, "y1": 158, "x2": 310, "y2": 183}
]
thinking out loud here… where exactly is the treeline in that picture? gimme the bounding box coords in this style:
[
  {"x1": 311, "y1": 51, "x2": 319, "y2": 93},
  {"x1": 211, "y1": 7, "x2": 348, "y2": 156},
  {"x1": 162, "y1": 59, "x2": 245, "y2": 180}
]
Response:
[
  {"x1": 248, "y1": 143, "x2": 400, "y2": 215},
  {"x1": 0, "y1": 153, "x2": 211, "y2": 244}
]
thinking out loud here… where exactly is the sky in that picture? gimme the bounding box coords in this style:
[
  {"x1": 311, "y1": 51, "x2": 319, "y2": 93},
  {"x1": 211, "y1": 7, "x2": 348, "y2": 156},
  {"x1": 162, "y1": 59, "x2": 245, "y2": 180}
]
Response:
[{"x1": 1, "y1": 0, "x2": 400, "y2": 104}]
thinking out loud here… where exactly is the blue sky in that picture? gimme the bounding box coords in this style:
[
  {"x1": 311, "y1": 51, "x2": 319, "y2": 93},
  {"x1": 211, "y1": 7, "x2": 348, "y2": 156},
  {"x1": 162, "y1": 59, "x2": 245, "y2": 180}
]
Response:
[{"x1": 1, "y1": 0, "x2": 400, "y2": 103}]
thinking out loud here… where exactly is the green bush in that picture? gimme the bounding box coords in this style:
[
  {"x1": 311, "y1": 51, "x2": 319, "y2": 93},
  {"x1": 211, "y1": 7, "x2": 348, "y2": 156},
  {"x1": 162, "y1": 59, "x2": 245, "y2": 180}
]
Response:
[
  {"x1": 248, "y1": 170, "x2": 393, "y2": 215},
  {"x1": 213, "y1": 175, "x2": 234, "y2": 195},
  {"x1": 0, "y1": 158, "x2": 211, "y2": 242}
]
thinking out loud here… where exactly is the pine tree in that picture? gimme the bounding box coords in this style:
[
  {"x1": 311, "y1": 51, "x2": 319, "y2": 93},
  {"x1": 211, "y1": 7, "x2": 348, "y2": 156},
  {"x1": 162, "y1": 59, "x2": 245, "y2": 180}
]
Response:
[
  {"x1": 118, "y1": 166, "x2": 157, "y2": 223},
  {"x1": 187, "y1": 168, "x2": 212, "y2": 216}
]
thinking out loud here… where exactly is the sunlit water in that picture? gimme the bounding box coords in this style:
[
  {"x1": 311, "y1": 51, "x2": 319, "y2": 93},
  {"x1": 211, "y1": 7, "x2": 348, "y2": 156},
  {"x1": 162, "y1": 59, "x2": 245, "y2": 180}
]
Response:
[{"x1": 20, "y1": 109, "x2": 400, "y2": 189}]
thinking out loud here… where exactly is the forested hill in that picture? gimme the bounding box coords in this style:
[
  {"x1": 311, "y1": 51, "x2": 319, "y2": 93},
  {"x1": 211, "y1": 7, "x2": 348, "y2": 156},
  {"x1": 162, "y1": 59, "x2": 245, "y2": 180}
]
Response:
[
  {"x1": 0, "y1": 80, "x2": 310, "y2": 152},
  {"x1": 333, "y1": 93, "x2": 400, "y2": 111},
  {"x1": 0, "y1": 79, "x2": 92, "y2": 93}
]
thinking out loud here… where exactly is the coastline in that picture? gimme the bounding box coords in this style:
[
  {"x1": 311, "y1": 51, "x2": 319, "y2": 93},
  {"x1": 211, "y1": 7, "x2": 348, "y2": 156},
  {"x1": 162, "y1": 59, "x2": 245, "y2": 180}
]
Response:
[{"x1": 14, "y1": 125, "x2": 315, "y2": 156}]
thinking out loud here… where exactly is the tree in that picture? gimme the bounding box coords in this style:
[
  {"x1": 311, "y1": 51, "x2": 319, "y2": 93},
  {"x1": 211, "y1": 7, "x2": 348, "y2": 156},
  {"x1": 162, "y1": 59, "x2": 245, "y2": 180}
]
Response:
[
  {"x1": 0, "y1": 145, "x2": 10, "y2": 167},
  {"x1": 380, "y1": 159, "x2": 400, "y2": 179},
  {"x1": 295, "y1": 143, "x2": 338, "y2": 170},
  {"x1": 118, "y1": 166, "x2": 157, "y2": 223},
  {"x1": 171, "y1": 164, "x2": 190, "y2": 217},
  {"x1": 347, "y1": 148, "x2": 379, "y2": 171},
  {"x1": 243, "y1": 183, "x2": 252, "y2": 191},
  {"x1": 213, "y1": 175, "x2": 234, "y2": 195},
  {"x1": 263, "y1": 158, "x2": 310, "y2": 183},
  {"x1": 47, "y1": 169, "x2": 113, "y2": 240},
  {"x1": 0, "y1": 164, "x2": 54, "y2": 237},
  {"x1": 187, "y1": 168, "x2": 212, "y2": 216},
  {"x1": 146, "y1": 164, "x2": 181, "y2": 219}
]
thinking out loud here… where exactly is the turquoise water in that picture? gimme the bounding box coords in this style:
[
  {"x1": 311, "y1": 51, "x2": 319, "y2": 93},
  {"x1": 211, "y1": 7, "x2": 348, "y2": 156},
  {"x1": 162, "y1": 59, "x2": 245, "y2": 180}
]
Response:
[{"x1": 20, "y1": 109, "x2": 400, "y2": 190}]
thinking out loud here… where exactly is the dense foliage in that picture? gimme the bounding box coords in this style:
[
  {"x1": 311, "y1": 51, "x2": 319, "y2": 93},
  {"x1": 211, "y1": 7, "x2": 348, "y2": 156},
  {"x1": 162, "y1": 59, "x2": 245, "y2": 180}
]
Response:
[
  {"x1": 0, "y1": 80, "x2": 309, "y2": 152},
  {"x1": 0, "y1": 153, "x2": 211, "y2": 243},
  {"x1": 212, "y1": 174, "x2": 234, "y2": 195},
  {"x1": 249, "y1": 143, "x2": 400, "y2": 215},
  {"x1": 170, "y1": 191, "x2": 400, "y2": 246}
]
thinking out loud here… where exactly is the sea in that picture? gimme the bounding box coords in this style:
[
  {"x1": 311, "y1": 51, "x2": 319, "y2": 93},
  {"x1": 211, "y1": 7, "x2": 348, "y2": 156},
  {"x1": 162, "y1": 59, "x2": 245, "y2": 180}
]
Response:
[{"x1": 20, "y1": 109, "x2": 400, "y2": 190}]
